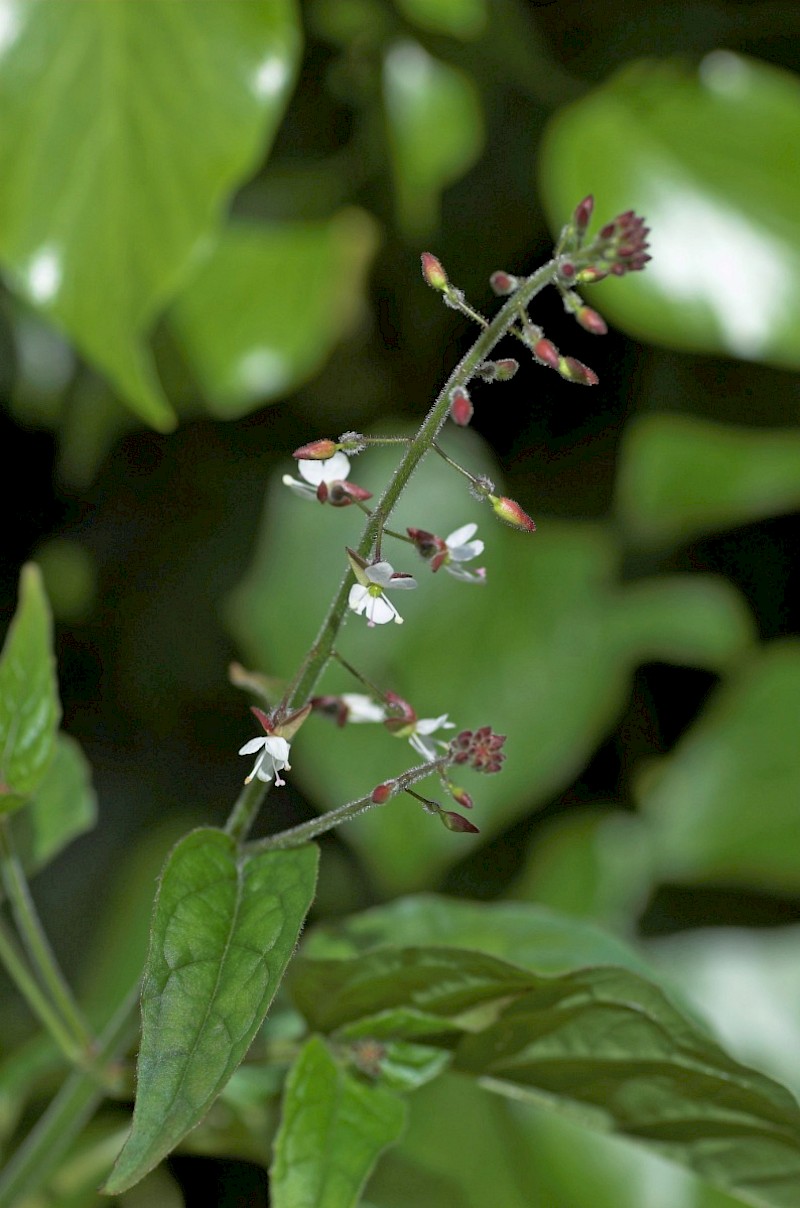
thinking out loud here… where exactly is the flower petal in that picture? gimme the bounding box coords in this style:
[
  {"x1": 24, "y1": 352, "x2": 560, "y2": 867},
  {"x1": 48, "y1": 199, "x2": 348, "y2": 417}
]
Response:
[
  {"x1": 264, "y1": 736, "x2": 290, "y2": 762},
  {"x1": 300, "y1": 452, "x2": 350, "y2": 485},
  {"x1": 282, "y1": 474, "x2": 315, "y2": 499},
  {"x1": 341, "y1": 694, "x2": 387, "y2": 722},
  {"x1": 387, "y1": 574, "x2": 418, "y2": 590},
  {"x1": 446, "y1": 523, "x2": 477, "y2": 547},
  {"x1": 409, "y1": 732, "x2": 438, "y2": 760},
  {"x1": 449, "y1": 539, "x2": 484, "y2": 561},
  {"x1": 366, "y1": 561, "x2": 395, "y2": 587},
  {"x1": 348, "y1": 584, "x2": 370, "y2": 614},
  {"x1": 416, "y1": 714, "x2": 453, "y2": 735},
  {"x1": 367, "y1": 593, "x2": 400, "y2": 625},
  {"x1": 239, "y1": 737, "x2": 267, "y2": 756}
]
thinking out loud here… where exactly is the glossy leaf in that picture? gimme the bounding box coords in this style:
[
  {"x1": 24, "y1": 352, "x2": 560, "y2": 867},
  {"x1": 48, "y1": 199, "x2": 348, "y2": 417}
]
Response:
[
  {"x1": 539, "y1": 53, "x2": 800, "y2": 368},
  {"x1": 616, "y1": 415, "x2": 800, "y2": 546},
  {"x1": 170, "y1": 210, "x2": 379, "y2": 419},
  {"x1": 638, "y1": 643, "x2": 800, "y2": 893},
  {"x1": 0, "y1": 564, "x2": 60, "y2": 814},
  {"x1": 301, "y1": 893, "x2": 653, "y2": 976},
  {"x1": 383, "y1": 40, "x2": 483, "y2": 237},
  {"x1": 228, "y1": 433, "x2": 753, "y2": 892},
  {"x1": 455, "y1": 965, "x2": 800, "y2": 1208},
  {"x1": 10, "y1": 734, "x2": 96, "y2": 876},
  {"x1": 0, "y1": 0, "x2": 301, "y2": 427},
  {"x1": 105, "y1": 829, "x2": 318, "y2": 1194},
  {"x1": 271, "y1": 1036, "x2": 406, "y2": 1208}
]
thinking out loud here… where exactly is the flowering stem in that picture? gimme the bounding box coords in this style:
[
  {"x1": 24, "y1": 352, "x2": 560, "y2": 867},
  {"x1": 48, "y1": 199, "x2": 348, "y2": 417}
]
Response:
[
  {"x1": 330, "y1": 649, "x2": 387, "y2": 702},
  {"x1": 245, "y1": 757, "x2": 450, "y2": 853},
  {"x1": 431, "y1": 440, "x2": 484, "y2": 489},
  {"x1": 235, "y1": 257, "x2": 560, "y2": 843}
]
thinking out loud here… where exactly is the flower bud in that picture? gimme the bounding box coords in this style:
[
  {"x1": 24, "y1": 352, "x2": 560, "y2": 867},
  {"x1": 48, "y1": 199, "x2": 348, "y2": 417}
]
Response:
[
  {"x1": 575, "y1": 307, "x2": 607, "y2": 336},
  {"x1": 421, "y1": 252, "x2": 448, "y2": 291},
  {"x1": 489, "y1": 495, "x2": 536, "y2": 532},
  {"x1": 558, "y1": 260, "x2": 576, "y2": 281},
  {"x1": 371, "y1": 782, "x2": 394, "y2": 804},
  {"x1": 558, "y1": 356, "x2": 599, "y2": 386},
  {"x1": 573, "y1": 194, "x2": 594, "y2": 235},
  {"x1": 293, "y1": 438, "x2": 338, "y2": 460},
  {"x1": 576, "y1": 266, "x2": 608, "y2": 285},
  {"x1": 494, "y1": 358, "x2": 519, "y2": 381},
  {"x1": 532, "y1": 338, "x2": 560, "y2": 370},
  {"x1": 489, "y1": 270, "x2": 519, "y2": 295},
  {"x1": 440, "y1": 810, "x2": 480, "y2": 834},
  {"x1": 449, "y1": 784, "x2": 474, "y2": 809},
  {"x1": 449, "y1": 386, "x2": 473, "y2": 427}
]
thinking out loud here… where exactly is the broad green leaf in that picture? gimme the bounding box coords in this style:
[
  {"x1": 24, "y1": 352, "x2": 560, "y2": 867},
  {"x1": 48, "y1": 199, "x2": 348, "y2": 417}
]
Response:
[
  {"x1": 455, "y1": 965, "x2": 800, "y2": 1208},
  {"x1": 638, "y1": 643, "x2": 800, "y2": 892},
  {"x1": 301, "y1": 893, "x2": 653, "y2": 976},
  {"x1": 393, "y1": 0, "x2": 488, "y2": 39},
  {"x1": 105, "y1": 829, "x2": 318, "y2": 1194},
  {"x1": 364, "y1": 1041, "x2": 451, "y2": 1093},
  {"x1": 651, "y1": 926, "x2": 800, "y2": 1102},
  {"x1": 228, "y1": 433, "x2": 754, "y2": 892},
  {"x1": 367, "y1": 1073, "x2": 742, "y2": 1208},
  {"x1": 9, "y1": 734, "x2": 96, "y2": 876},
  {"x1": 539, "y1": 53, "x2": 800, "y2": 368},
  {"x1": 0, "y1": 0, "x2": 301, "y2": 428},
  {"x1": 383, "y1": 40, "x2": 483, "y2": 237},
  {"x1": 512, "y1": 809, "x2": 653, "y2": 932},
  {"x1": 271, "y1": 1036, "x2": 406, "y2": 1208},
  {"x1": 289, "y1": 947, "x2": 539, "y2": 1036},
  {"x1": 616, "y1": 415, "x2": 800, "y2": 546},
  {"x1": 170, "y1": 210, "x2": 379, "y2": 419},
  {"x1": 0, "y1": 564, "x2": 60, "y2": 813}
]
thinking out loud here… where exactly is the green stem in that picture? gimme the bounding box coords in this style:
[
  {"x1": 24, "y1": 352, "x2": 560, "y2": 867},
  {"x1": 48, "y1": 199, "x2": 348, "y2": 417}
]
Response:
[
  {"x1": 245, "y1": 757, "x2": 450, "y2": 853},
  {"x1": 330, "y1": 649, "x2": 388, "y2": 703},
  {"x1": 224, "y1": 768, "x2": 270, "y2": 845},
  {"x1": 0, "y1": 984, "x2": 140, "y2": 1208},
  {"x1": 0, "y1": 916, "x2": 85, "y2": 1065},
  {"x1": 432, "y1": 440, "x2": 484, "y2": 488},
  {"x1": 0, "y1": 822, "x2": 94, "y2": 1053}
]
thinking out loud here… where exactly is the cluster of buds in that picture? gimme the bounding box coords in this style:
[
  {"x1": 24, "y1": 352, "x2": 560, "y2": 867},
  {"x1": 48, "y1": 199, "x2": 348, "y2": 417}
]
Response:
[
  {"x1": 449, "y1": 726, "x2": 506, "y2": 774},
  {"x1": 558, "y1": 197, "x2": 651, "y2": 284}
]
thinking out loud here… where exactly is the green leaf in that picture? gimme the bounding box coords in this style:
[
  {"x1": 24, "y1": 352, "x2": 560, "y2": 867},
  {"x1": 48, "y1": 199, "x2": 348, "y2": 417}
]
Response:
[
  {"x1": 271, "y1": 1035, "x2": 406, "y2": 1208},
  {"x1": 0, "y1": 564, "x2": 60, "y2": 814},
  {"x1": 301, "y1": 893, "x2": 653, "y2": 977},
  {"x1": 289, "y1": 947, "x2": 539, "y2": 1036},
  {"x1": 651, "y1": 925, "x2": 800, "y2": 1103},
  {"x1": 0, "y1": 0, "x2": 301, "y2": 428},
  {"x1": 383, "y1": 40, "x2": 483, "y2": 237},
  {"x1": 9, "y1": 734, "x2": 96, "y2": 876},
  {"x1": 454, "y1": 965, "x2": 800, "y2": 1208},
  {"x1": 392, "y1": 0, "x2": 488, "y2": 39},
  {"x1": 539, "y1": 53, "x2": 800, "y2": 368},
  {"x1": 638, "y1": 643, "x2": 800, "y2": 893},
  {"x1": 104, "y1": 829, "x2": 318, "y2": 1194},
  {"x1": 616, "y1": 415, "x2": 800, "y2": 547},
  {"x1": 170, "y1": 210, "x2": 379, "y2": 419},
  {"x1": 228, "y1": 432, "x2": 753, "y2": 892}
]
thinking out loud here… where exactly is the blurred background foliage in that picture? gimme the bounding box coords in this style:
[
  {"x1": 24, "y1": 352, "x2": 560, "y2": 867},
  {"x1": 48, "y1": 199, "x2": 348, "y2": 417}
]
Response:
[{"x1": 2, "y1": 0, "x2": 800, "y2": 1203}]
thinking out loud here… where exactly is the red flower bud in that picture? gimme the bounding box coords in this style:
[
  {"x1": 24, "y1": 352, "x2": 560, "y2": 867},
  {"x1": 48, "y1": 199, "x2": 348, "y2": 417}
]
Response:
[
  {"x1": 489, "y1": 270, "x2": 519, "y2": 295},
  {"x1": 573, "y1": 195, "x2": 594, "y2": 235},
  {"x1": 576, "y1": 266, "x2": 608, "y2": 285},
  {"x1": 532, "y1": 338, "x2": 560, "y2": 370},
  {"x1": 421, "y1": 252, "x2": 448, "y2": 291},
  {"x1": 440, "y1": 810, "x2": 480, "y2": 834},
  {"x1": 575, "y1": 307, "x2": 607, "y2": 335},
  {"x1": 558, "y1": 356, "x2": 599, "y2": 386},
  {"x1": 449, "y1": 784, "x2": 474, "y2": 809},
  {"x1": 293, "y1": 439, "x2": 338, "y2": 460},
  {"x1": 489, "y1": 495, "x2": 536, "y2": 532},
  {"x1": 371, "y1": 783, "x2": 394, "y2": 804},
  {"x1": 558, "y1": 261, "x2": 576, "y2": 280},
  {"x1": 449, "y1": 386, "x2": 473, "y2": 427}
]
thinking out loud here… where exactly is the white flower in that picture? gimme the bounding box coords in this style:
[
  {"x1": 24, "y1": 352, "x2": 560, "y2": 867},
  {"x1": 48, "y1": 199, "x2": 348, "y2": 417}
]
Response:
[
  {"x1": 239, "y1": 734, "x2": 291, "y2": 786},
  {"x1": 348, "y1": 561, "x2": 417, "y2": 627},
  {"x1": 408, "y1": 714, "x2": 455, "y2": 761},
  {"x1": 443, "y1": 523, "x2": 485, "y2": 583},
  {"x1": 282, "y1": 452, "x2": 351, "y2": 499},
  {"x1": 340, "y1": 694, "x2": 388, "y2": 722}
]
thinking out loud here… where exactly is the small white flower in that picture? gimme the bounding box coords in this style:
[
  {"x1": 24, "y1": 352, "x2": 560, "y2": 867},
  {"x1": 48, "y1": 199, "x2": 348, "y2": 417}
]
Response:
[
  {"x1": 443, "y1": 523, "x2": 486, "y2": 583},
  {"x1": 348, "y1": 561, "x2": 417, "y2": 627},
  {"x1": 282, "y1": 452, "x2": 351, "y2": 499},
  {"x1": 340, "y1": 694, "x2": 388, "y2": 722},
  {"x1": 408, "y1": 714, "x2": 456, "y2": 761},
  {"x1": 239, "y1": 734, "x2": 291, "y2": 786}
]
